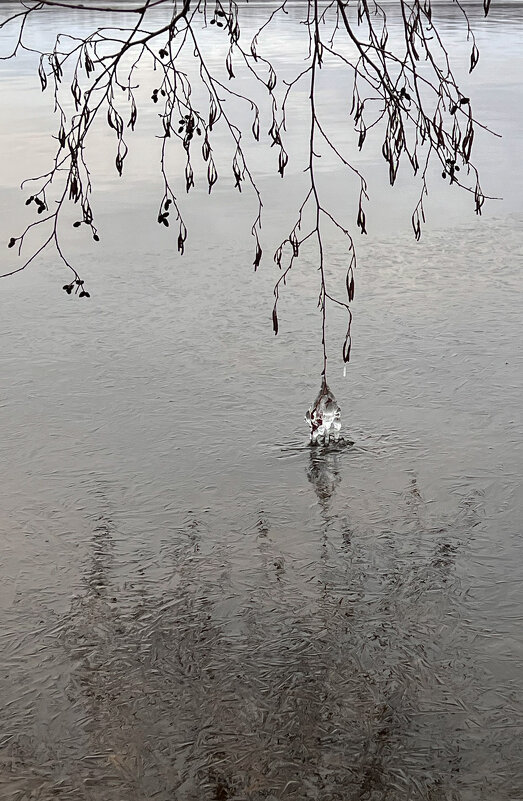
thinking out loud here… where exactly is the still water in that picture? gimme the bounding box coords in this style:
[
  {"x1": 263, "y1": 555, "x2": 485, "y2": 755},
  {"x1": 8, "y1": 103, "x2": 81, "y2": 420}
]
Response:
[{"x1": 1, "y1": 3, "x2": 522, "y2": 799}]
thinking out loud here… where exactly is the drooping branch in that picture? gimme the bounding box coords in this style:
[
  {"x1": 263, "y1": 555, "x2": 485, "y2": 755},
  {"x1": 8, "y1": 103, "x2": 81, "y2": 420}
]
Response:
[{"x1": 1, "y1": 0, "x2": 497, "y2": 377}]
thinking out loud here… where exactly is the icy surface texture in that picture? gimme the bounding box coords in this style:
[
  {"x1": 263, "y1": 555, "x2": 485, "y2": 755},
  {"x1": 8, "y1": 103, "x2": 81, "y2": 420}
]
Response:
[{"x1": 305, "y1": 380, "x2": 341, "y2": 444}]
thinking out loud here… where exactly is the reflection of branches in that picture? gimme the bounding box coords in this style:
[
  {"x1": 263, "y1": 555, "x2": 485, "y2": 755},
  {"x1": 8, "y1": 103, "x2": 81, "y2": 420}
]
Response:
[
  {"x1": 1, "y1": 0, "x2": 496, "y2": 376},
  {"x1": 307, "y1": 444, "x2": 343, "y2": 509},
  {"x1": 49, "y1": 485, "x2": 486, "y2": 798}
]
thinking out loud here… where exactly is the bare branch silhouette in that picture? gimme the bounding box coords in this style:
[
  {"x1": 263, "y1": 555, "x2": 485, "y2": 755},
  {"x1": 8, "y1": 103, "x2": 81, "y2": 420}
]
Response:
[{"x1": 1, "y1": 0, "x2": 497, "y2": 377}]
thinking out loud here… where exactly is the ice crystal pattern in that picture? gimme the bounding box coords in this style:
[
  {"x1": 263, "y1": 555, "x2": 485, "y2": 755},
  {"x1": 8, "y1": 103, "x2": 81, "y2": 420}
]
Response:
[{"x1": 306, "y1": 381, "x2": 341, "y2": 445}]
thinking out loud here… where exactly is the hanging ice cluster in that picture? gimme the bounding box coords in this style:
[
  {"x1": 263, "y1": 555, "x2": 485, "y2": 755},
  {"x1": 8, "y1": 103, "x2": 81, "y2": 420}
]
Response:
[{"x1": 305, "y1": 381, "x2": 341, "y2": 445}]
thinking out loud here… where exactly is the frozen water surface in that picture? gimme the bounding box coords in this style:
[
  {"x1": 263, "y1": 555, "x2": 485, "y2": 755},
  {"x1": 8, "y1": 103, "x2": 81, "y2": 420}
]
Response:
[{"x1": 1, "y1": 2, "x2": 523, "y2": 800}]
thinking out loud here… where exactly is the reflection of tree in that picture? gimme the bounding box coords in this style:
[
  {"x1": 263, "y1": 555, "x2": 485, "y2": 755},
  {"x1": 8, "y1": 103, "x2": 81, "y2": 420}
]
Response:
[
  {"x1": 51, "y1": 480, "x2": 488, "y2": 800},
  {"x1": 86, "y1": 517, "x2": 114, "y2": 599},
  {"x1": 306, "y1": 440, "x2": 354, "y2": 557},
  {"x1": 62, "y1": 515, "x2": 130, "y2": 793},
  {"x1": 304, "y1": 460, "x2": 485, "y2": 800},
  {"x1": 306, "y1": 444, "x2": 343, "y2": 508}
]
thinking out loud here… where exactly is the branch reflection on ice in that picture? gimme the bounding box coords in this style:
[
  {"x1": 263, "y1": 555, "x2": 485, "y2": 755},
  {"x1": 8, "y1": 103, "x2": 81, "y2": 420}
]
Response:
[
  {"x1": 14, "y1": 479, "x2": 487, "y2": 801},
  {"x1": 307, "y1": 443, "x2": 343, "y2": 505}
]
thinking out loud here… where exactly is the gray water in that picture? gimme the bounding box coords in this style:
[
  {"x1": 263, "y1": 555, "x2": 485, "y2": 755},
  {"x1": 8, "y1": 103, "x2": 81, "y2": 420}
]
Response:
[{"x1": 1, "y1": 3, "x2": 522, "y2": 800}]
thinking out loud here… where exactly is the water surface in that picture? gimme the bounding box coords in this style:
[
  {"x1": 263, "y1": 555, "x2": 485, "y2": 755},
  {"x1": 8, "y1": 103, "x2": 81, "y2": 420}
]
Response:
[{"x1": 1, "y1": 3, "x2": 522, "y2": 799}]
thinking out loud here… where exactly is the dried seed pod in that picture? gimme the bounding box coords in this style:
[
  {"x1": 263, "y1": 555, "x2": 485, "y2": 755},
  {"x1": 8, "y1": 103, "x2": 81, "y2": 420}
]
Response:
[{"x1": 272, "y1": 306, "x2": 279, "y2": 335}]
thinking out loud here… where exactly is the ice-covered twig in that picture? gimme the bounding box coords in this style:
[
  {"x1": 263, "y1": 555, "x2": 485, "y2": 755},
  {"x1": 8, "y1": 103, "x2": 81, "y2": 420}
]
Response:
[{"x1": 306, "y1": 380, "x2": 341, "y2": 445}]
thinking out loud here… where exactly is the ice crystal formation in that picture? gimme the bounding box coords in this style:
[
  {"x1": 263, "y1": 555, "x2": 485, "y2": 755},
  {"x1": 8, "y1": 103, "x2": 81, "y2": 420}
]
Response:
[{"x1": 306, "y1": 381, "x2": 342, "y2": 445}]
